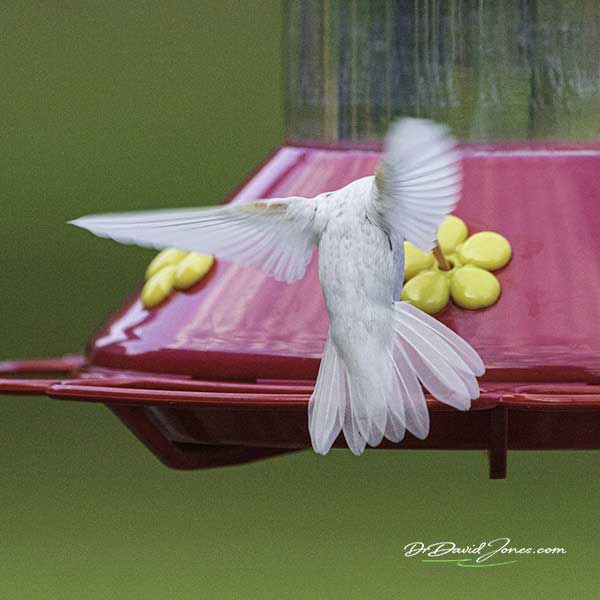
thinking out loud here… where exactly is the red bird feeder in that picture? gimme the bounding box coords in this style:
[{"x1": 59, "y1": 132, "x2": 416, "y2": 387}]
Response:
[{"x1": 3, "y1": 3, "x2": 600, "y2": 477}]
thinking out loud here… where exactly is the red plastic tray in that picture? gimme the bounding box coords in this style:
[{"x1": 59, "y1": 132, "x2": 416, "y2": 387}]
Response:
[
  {"x1": 85, "y1": 143, "x2": 600, "y2": 383},
  {"x1": 3, "y1": 142, "x2": 600, "y2": 478}
]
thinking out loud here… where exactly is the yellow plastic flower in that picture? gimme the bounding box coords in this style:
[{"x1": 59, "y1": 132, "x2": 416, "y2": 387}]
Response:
[
  {"x1": 401, "y1": 216, "x2": 511, "y2": 314},
  {"x1": 141, "y1": 249, "x2": 215, "y2": 308}
]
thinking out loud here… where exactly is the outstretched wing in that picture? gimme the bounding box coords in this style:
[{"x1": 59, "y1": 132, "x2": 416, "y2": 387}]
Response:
[
  {"x1": 367, "y1": 118, "x2": 461, "y2": 252},
  {"x1": 70, "y1": 197, "x2": 319, "y2": 282}
]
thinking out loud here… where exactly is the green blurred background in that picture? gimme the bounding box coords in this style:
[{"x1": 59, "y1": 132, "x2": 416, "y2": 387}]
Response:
[{"x1": 2, "y1": 2, "x2": 599, "y2": 598}]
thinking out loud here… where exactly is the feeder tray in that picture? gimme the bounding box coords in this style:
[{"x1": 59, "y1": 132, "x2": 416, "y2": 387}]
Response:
[{"x1": 3, "y1": 142, "x2": 600, "y2": 478}]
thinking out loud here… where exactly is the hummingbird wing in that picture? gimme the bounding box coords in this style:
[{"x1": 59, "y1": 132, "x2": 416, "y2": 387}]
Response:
[
  {"x1": 367, "y1": 118, "x2": 461, "y2": 252},
  {"x1": 69, "y1": 197, "x2": 319, "y2": 282}
]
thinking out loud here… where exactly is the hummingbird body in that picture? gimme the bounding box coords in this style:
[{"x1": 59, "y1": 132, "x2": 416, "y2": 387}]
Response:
[
  {"x1": 318, "y1": 176, "x2": 405, "y2": 309},
  {"x1": 314, "y1": 176, "x2": 407, "y2": 451},
  {"x1": 71, "y1": 119, "x2": 485, "y2": 456}
]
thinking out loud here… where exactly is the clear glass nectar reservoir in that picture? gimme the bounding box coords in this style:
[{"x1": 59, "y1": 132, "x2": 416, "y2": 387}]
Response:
[{"x1": 284, "y1": 0, "x2": 600, "y2": 142}]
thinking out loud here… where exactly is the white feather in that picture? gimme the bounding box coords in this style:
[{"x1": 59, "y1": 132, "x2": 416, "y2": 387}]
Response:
[
  {"x1": 390, "y1": 342, "x2": 430, "y2": 439},
  {"x1": 70, "y1": 197, "x2": 319, "y2": 282},
  {"x1": 394, "y1": 301, "x2": 485, "y2": 376},
  {"x1": 308, "y1": 336, "x2": 347, "y2": 454},
  {"x1": 367, "y1": 118, "x2": 461, "y2": 252},
  {"x1": 392, "y1": 301, "x2": 481, "y2": 412}
]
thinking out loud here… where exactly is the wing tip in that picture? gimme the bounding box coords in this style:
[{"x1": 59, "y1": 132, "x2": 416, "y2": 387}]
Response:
[
  {"x1": 68, "y1": 216, "x2": 97, "y2": 233},
  {"x1": 385, "y1": 117, "x2": 453, "y2": 148}
]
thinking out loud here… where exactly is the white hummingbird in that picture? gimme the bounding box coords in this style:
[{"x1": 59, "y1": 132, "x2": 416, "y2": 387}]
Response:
[{"x1": 70, "y1": 118, "x2": 484, "y2": 456}]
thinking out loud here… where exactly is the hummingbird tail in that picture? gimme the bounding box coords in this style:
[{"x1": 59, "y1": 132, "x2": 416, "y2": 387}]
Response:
[{"x1": 308, "y1": 303, "x2": 484, "y2": 456}]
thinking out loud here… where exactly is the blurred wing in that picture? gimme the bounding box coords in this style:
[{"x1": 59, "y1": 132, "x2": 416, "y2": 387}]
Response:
[
  {"x1": 368, "y1": 118, "x2": 461, "y2": 252},
  {"x1": 70, "y1": 197, "x2": 318, "y2": 282}
]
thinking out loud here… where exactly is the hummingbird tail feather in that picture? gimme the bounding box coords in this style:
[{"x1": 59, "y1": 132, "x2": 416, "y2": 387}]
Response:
[
  {"x1": 309, "y1": 335, "x2": 366, "y2": 456},
  {"x1": 391, "y1": 301, "x2": 484, "y2": 426}
]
